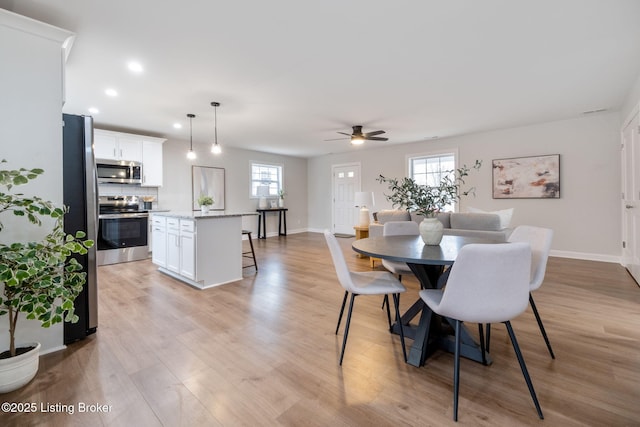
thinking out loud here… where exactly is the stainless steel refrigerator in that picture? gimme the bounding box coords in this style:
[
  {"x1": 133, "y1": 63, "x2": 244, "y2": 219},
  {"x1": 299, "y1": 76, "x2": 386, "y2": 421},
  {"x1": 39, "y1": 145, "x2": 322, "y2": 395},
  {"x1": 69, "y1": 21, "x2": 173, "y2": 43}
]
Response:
[{"x1": 62, "y1": 113, "x2": 98, "y2": 343}]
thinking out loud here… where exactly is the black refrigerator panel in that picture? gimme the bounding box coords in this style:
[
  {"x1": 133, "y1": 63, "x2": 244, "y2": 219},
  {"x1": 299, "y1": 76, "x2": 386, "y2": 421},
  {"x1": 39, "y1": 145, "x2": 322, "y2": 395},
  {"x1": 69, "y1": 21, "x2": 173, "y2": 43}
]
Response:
[{"x1": 62, "y1": 113, "x2": 98, "y2": 344}]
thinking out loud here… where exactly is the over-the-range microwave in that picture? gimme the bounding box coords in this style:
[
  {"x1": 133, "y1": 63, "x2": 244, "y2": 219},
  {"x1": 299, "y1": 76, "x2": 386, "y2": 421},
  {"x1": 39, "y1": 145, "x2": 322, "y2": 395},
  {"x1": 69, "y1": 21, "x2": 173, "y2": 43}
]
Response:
[{"x1": 96, "y1": 159, "x2": 142, "y2": 185}]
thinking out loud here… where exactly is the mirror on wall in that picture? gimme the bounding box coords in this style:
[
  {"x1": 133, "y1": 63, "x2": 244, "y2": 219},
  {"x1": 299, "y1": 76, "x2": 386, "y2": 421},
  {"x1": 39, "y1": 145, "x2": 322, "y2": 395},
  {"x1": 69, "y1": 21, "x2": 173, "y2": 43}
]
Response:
[{"x1": 192, "y1": 166, "x2": 225, "y2": 210}]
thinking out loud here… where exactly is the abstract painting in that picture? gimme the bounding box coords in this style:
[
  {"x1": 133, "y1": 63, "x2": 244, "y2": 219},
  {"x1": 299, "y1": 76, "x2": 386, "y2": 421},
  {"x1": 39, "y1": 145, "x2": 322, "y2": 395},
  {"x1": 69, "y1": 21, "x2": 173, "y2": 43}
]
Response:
[
  {"x1": 492, "y1": 154, "x2": 560, "y2": 199},
  {"x1": 192, "y1": 166, "x2": 225, "y2": 210}
]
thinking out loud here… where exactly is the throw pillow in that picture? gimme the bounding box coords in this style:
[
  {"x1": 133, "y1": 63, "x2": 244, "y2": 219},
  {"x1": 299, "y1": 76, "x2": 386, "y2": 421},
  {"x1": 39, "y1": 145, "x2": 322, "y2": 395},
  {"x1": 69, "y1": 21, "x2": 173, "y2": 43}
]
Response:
[{"x1": 467, "y1": 207, "x2": 514, "y2": 229}]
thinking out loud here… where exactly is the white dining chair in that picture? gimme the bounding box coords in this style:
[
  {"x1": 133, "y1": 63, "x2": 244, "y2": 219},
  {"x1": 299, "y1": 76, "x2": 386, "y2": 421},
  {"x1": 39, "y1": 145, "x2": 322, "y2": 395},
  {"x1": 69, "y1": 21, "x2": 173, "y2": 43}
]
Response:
[
  {"x1": 382, "y1": 221, "x2": 419, "y2": 281},
  {"x1": 486, "y1": 225, "x2": 555, "y2": 358},
  {"x1": 323, "y1": 230, "x2": 407, "y2": 365},
  {"x1": 380, "y1": 221, "x2": 419, "y2": 313},
  {"x1": 419, "y1": 242, "x2": 543, "y2": 421}
]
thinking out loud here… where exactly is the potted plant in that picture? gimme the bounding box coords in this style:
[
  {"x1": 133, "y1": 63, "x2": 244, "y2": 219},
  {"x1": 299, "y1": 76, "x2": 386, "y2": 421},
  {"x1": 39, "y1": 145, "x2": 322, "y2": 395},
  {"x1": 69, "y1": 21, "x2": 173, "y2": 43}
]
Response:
[
  {"x1": 0, "y1": 160, "x2": 93, "y2": 393},
  {"x1": 377, "y1": 160, "x2": 481, "y2": 245},
  {"x1": 277, "y1": 189, "x2": 286, "y2": 208},
  {"x1": 197, "y1": 194, "x2": 214, "y2": 214}
]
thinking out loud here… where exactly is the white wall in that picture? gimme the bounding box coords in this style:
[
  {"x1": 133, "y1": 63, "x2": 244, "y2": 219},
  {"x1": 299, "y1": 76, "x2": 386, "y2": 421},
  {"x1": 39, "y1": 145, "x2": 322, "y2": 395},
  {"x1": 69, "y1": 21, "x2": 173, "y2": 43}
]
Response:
[
  {"x1": 0, "y1": 10, "x2": 74, "y2": 354},
  {"x1": 158, "y1": 140, "x2": 308, "y2": 235},
  {"x1": 308, "y1": 112, "x2": 622, "y2": 262},
  {"x1": 621, "y1": 71, "x2": 640, "y2": 124}
]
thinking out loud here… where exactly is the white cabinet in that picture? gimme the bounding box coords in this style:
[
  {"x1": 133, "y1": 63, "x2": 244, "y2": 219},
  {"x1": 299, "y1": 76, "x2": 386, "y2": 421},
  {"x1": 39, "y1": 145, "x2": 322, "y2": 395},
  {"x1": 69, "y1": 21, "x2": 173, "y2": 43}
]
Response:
[
  {"x1": 94, "y1": 130, "x2": 165, "y2": 186},
  {"x1": 151, "y1": 216, "x2": 166, "y2": 267},
  {"x1": 151, "y1": 213, "x2": 243, "y2": 289},
  {"x1": 94, "y1": 129, "x2": 142, "y2": 161},
  {"x1": 164, "y1": 218, "x2": 195, "y2": 278},
  {"x1": 142, "y1": 139, "x2": 164, "y2": 187},
  {"x1": 166, "y1": 218, "x2": 181, "y2": 273},
  {"x1": 179, "y1": 220, "x2": 196, "y2": 279}
]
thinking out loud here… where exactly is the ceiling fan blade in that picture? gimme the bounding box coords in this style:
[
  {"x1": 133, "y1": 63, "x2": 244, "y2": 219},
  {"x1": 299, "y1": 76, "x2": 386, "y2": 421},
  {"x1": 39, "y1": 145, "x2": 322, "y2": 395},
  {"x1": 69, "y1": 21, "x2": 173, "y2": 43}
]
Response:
[
  {"x1": 337, "y1": 132, "x2": 352, "y2": 136},
  {"x1": 366, "y1": 136, "x2": 389, "y2": 141},
  {"x1": 363, "y1": 130, "x2": 385, "y2": 137},
  {"x1": 324, "y1": 137, "x2": 350, "y2": 141}
]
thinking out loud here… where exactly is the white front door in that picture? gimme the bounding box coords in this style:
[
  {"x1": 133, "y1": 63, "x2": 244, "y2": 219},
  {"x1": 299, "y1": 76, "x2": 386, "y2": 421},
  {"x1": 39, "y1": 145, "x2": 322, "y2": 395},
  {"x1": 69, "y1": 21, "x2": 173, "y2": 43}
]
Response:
[
  {"x1": 332, "y1": 163, "x2": 361, "y2": 235},
  {"x1": 622, "y1": 109, "x2": 640, "y2": 285}
]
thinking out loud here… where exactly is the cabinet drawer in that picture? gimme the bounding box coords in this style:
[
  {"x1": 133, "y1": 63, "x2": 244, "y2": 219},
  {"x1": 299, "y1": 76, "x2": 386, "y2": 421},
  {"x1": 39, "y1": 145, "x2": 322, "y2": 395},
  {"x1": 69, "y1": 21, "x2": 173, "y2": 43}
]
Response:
[
  {"x1": 151, "y1": 216, "x2": 166, "y2": 226},
  {"x1": 180, "y1": 219, "x2": 195, "y2": 233},
  {"x1": 166, "y1": 218, "x2": 180, "y2": 229}
]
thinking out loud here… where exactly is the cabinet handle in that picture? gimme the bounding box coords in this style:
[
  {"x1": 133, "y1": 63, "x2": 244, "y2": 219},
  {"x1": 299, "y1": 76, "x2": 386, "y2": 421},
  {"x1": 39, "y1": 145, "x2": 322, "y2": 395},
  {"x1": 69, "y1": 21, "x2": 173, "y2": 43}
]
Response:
[
  {"x1": 113, "y1": 148, "x2": 116, "y2": 157},
  {"x1": 120, "y1": 149, "x2": 123, "y2": 158}
]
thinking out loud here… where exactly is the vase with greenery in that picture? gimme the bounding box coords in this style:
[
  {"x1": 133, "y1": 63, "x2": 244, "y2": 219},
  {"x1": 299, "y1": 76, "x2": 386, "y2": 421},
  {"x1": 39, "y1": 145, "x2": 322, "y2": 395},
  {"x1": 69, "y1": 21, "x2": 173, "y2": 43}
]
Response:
[
  {"x1": 0, "y1": 160, "x2": 93, "y2": 391},
  {"x1": 197, "y1": 194, "x2": 214, "y2": 213},
  {"x1": 377, "y1": 160, "x2": 481, "y2": 244},
  {"x1": 277, "y1": 189, "x2": 286, "y2": 207}
]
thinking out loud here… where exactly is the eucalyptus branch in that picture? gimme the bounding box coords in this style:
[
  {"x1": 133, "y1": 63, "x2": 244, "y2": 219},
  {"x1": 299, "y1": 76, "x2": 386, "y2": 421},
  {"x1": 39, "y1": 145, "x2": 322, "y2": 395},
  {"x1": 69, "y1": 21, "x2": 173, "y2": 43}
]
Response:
[{"x1": 377, "y1": 160, "x2": 481, "y2": 217}]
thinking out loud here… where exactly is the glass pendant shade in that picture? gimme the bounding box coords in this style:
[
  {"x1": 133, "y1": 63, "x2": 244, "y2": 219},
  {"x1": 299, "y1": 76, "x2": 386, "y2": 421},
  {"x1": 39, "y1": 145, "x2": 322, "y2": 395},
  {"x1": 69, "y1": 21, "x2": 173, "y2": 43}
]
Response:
[
  {"x1": 211, "y1": 101, "x2": 221, "y2": 155},
  {"x1": 187, "y1": 113, "x2": 196, "y2": 160}
]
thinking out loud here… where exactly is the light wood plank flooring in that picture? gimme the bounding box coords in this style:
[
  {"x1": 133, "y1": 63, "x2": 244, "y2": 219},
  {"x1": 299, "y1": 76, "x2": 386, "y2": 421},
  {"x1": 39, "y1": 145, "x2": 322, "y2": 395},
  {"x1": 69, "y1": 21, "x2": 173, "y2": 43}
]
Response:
[{"x1": 2, "y1": 232, "x2": 639, "y2": 426}]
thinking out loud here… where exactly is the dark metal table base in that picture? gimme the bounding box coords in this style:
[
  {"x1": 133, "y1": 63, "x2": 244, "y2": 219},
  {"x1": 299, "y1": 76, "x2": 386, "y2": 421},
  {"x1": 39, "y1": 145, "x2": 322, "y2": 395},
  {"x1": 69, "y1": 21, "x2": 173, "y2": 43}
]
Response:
[{"x1": 390, "y1": 263, "x2": 492, "y2": 367}]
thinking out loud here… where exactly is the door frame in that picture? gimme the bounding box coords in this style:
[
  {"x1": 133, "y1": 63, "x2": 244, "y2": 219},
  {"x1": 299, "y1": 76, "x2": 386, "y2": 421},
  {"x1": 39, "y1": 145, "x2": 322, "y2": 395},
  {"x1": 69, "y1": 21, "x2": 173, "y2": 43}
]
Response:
[
  {"x1": 331, "y1": 162, "x2": 361, "y2": 235},
  {"x1": 621, "y1": 102, "x2": 639, "y2": 284}
]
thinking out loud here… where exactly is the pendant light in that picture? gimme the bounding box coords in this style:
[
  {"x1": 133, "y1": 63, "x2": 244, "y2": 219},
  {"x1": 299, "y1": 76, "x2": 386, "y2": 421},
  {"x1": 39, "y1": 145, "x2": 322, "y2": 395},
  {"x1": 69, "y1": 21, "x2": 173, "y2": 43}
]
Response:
[
  {"x1": 186, "y1": 113, "x2": 196, "y2": 160},
  {"x1": 210, "y1": 101, "x2": 222, "y2": 155}
]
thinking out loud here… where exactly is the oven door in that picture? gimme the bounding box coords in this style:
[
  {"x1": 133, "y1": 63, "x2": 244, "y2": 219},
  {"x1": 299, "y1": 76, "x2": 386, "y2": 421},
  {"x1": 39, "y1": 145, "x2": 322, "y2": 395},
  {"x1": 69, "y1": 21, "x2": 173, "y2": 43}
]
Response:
[{"x1": 98, "y1": 213, "x2": 148, "y2": 250}]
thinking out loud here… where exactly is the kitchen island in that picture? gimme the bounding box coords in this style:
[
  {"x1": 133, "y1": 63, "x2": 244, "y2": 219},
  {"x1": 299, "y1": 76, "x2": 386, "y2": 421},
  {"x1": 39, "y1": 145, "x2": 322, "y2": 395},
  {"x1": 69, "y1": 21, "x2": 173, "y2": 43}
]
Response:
[{"x1": 151, "y1": 211, "x2": 257, "y2": 289}]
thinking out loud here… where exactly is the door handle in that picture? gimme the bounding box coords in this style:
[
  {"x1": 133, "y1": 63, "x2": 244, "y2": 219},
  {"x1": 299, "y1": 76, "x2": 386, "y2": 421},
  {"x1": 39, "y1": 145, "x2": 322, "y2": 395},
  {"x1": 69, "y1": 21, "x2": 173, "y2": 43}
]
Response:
[{"x1": 626, "y1": 204, "x2": 635, "y2": 209}]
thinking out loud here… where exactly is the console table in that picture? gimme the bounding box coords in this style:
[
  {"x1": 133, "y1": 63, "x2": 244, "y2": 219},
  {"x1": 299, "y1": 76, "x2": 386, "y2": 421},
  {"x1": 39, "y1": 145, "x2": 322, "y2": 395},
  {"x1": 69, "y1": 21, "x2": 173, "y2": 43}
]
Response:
[{"x1": 256, "y1": 208, "x2": 288, "y2": 239}]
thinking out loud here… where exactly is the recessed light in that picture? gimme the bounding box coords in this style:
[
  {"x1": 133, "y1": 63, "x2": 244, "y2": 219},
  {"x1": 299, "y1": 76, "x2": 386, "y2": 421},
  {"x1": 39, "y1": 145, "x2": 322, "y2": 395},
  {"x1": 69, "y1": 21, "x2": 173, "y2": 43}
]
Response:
[
  {"x1": 88, "y1": 107, "x2": 99, "y2": 114},
  {"x1": 127, "y1": 61, "x2": 143, "y2": 73},
  {"x1": 173, "y1": 123, "x2": 183, "y2": 129},
  {"x1": 105, "y1": 88, "x2": 118, "y2": 97}
]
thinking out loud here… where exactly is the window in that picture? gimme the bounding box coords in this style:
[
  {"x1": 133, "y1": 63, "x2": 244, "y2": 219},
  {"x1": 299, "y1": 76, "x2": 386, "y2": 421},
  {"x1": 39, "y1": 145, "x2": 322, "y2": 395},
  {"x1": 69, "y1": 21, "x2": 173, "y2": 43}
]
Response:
[
  {"x1": 251, "y1": 162, "x2": 283, "y2": 197},
  {"x1": 409, "y1": 152, "x2": 457, "y2": 211}
]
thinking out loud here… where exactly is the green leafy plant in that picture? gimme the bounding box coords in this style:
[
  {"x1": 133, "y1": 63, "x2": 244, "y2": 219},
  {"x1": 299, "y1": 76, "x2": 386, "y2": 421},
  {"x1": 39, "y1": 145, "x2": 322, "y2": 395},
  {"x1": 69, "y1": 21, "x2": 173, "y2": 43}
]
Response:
[
  {"x1": 0, "y1": 160, "x2": 94, "y2": 358},
  {"x1": 197, "y1": 195, "x2": 214, "y2": 206},
  {"x1": 278, "y1": 189, "x2": 286, "y2": 199},
  {"x1": 377, "y1": 160, "x2": 482, "y2": 217}
]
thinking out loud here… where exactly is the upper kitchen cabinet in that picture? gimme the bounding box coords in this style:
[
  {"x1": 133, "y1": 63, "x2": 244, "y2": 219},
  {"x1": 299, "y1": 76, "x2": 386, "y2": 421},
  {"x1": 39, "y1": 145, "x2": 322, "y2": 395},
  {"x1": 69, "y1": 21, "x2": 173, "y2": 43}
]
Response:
[
  {"x1": 94, "y1": 129, "x2": 142, "y2": 161},
  {"x1": 142, "y1": 138, "x2": 165, "y2": 187},
  {"x1": 95, "y1": 129, "x2": 166, "y2": 186}
]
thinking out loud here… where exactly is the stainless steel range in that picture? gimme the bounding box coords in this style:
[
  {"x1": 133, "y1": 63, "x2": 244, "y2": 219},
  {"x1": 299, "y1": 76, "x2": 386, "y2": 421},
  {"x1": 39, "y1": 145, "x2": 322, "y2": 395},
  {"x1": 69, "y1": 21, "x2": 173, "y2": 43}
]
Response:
[{"x1": 97, "y1": 196, "x2": 149, "y2": 265}]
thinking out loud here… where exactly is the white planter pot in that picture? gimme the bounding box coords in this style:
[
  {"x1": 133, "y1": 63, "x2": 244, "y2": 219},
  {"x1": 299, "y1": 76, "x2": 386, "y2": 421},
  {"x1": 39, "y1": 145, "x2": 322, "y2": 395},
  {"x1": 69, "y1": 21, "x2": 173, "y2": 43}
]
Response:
[
  {"x1": 201, "y1": 205, "x2": 210, "y2": 214},
  {"x1": 0, "y1": 342, "x2": 41, "y2": 394},
  {"x1": 278, "y1": 198, "x2": 284, "y2": 208},
  {"x1": 419, "y1": 217, "x2": 444, "y2": 245}
]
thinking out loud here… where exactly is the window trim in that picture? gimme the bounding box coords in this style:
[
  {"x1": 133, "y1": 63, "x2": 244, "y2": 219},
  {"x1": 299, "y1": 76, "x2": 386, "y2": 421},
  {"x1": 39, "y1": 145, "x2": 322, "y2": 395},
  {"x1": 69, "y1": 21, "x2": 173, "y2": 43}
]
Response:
[
  {"x1": 405, "y1": 148, "x2": 460, "y2": 212},
  {"x1": 250, "y1": 161, "x2": 284, "y2": 199}
]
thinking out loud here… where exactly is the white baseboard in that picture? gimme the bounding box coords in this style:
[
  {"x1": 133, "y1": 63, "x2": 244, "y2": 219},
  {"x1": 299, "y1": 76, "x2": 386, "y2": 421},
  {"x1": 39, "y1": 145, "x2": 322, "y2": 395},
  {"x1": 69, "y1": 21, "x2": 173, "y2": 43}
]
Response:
[{"x1": 549, "y1": 250, "x2": 621, "y2": 264}]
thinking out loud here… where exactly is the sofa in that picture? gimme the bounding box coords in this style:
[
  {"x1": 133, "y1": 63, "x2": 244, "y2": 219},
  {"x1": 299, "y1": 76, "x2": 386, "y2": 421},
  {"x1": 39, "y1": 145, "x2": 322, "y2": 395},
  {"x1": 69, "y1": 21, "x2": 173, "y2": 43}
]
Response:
[{"x1": 369, "y1": 209, "x2": 513, "y2": 242}]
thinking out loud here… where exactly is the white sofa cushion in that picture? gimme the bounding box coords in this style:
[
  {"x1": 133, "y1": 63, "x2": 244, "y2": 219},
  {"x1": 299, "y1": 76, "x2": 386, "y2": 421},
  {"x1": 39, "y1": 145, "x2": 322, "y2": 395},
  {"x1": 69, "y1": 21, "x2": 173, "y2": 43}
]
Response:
[
  {"x1": 450, "y1": 213, "x2": 503, "y2": 231},
  {"x1": 467, "y1": 207, "x2": 514, "y2": 229}
]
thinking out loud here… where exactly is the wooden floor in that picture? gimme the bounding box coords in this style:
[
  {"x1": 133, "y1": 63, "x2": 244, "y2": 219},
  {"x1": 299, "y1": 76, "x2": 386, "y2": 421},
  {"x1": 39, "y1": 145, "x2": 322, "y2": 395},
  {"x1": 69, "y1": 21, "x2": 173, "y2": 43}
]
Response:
[{"x1": 2, "y1": 232, "x2": 640, "y2": 426}]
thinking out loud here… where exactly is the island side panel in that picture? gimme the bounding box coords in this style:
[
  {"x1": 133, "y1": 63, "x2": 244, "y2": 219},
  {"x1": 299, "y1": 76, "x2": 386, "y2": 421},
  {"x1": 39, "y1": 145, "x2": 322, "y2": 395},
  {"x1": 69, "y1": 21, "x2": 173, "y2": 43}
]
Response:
[{"x1": 195, "y1": 215, "x2": 242, "y2": 287}]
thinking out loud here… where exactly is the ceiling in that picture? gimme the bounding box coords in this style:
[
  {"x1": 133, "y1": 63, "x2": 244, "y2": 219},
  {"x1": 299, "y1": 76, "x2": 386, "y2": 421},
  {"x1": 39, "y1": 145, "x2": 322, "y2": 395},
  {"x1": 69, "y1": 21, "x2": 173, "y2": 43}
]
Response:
[{"x1": 3, "y1": 0, "x2": 640, "y2": 158}]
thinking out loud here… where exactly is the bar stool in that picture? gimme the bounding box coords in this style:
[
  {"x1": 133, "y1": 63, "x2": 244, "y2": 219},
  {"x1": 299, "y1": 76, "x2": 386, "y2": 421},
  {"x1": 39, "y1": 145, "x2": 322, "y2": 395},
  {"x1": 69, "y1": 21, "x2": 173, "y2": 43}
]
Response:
[{"x1": 242, "y1": 230, "x2": 257, "y2": 271}]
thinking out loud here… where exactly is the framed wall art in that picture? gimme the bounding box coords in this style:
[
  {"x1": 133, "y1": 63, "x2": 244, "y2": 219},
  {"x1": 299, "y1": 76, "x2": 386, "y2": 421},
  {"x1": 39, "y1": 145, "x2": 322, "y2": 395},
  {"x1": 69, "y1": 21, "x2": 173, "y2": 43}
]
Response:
[
  {"x1": 192, "y1": 166, "x2": 225, "y2": 210},
  {"x1": 492, "y1": 154, "x2": 560, "y2": 199}
]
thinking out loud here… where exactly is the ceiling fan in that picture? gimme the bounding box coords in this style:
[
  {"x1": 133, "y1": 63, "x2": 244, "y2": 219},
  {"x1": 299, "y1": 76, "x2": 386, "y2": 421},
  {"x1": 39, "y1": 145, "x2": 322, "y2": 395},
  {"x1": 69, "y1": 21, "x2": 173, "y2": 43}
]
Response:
[{"x1": 326, "y1": 125, "x2": 388, "y2": 145}]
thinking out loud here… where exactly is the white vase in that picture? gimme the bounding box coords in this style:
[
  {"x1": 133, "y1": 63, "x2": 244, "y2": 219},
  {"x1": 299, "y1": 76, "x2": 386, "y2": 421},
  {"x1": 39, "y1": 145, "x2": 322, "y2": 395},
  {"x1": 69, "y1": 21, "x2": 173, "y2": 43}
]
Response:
[
  {"x1": 419, "y1": 217, "x2": 444, "y2": 245},
  {"x1": 0, "y1": 342, "x2": 40, "y2": 394},
  {"x1": 278, "y1": 198, "x2": 284, "y2": 208},
  {"x1": 201, "y1": 205, "x2": 210, "y2": 214}
]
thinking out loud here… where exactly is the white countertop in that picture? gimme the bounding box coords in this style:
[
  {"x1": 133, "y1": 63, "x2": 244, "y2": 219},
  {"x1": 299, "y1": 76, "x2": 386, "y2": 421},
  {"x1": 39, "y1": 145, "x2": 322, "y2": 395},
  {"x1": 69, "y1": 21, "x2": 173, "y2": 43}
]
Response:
[{"x1": 152, "y1": 211, "x2": 258, "y2": 219}]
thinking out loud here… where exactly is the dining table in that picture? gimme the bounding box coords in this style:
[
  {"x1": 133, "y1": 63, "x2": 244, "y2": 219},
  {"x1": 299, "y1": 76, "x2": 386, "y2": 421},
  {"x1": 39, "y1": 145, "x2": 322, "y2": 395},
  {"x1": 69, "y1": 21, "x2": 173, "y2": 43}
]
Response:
[{"x1": 352, "y1": 234, "x2": 502, "y2": 367}]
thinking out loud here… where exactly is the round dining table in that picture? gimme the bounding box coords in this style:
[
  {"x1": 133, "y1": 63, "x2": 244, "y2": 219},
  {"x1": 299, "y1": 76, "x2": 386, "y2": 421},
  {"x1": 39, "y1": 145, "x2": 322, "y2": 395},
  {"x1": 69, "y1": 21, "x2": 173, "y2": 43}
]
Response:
[{"x1": 352, "y1": 234, "x2": 502, "y2": 367}]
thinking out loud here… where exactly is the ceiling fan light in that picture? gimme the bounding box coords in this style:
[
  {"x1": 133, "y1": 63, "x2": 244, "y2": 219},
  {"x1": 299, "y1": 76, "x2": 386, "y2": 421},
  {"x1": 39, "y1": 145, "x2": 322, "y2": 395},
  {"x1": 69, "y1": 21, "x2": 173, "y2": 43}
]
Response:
[{"x1": 351, "y1": 137, "x2": 365, "y2": 145}]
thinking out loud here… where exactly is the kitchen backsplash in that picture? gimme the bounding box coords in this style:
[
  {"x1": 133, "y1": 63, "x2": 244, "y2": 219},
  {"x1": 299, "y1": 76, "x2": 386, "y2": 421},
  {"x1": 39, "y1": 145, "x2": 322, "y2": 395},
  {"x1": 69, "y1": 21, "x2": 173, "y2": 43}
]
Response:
[{"x1": 98, "y1": 184, "x2": 159, "y2": 208}]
